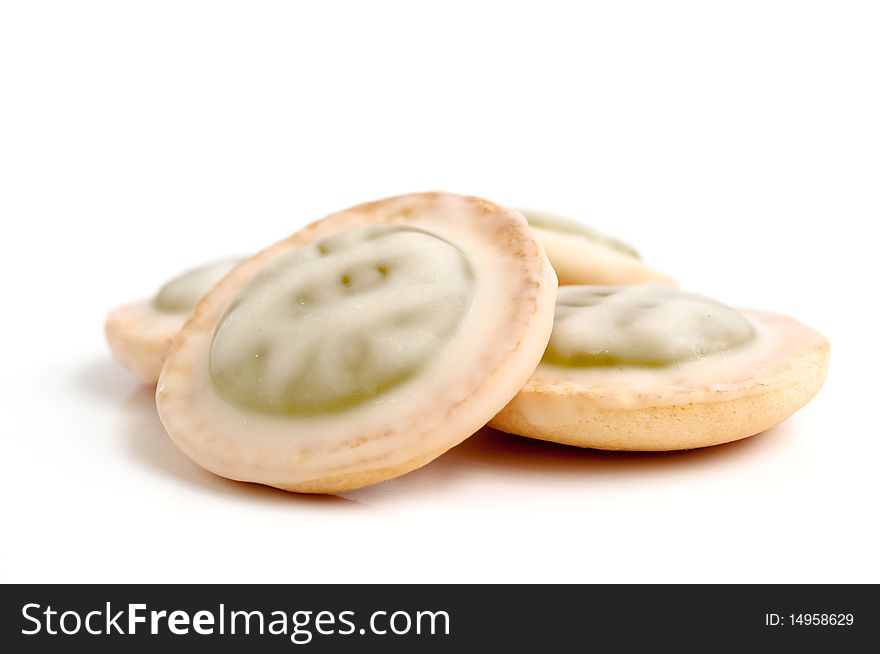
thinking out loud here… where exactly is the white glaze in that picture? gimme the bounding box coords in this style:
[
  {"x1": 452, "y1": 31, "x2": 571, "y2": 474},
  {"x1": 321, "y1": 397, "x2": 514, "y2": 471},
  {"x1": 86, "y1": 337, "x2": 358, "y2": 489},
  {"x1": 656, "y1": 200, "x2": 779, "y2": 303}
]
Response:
[{"x1": 519, "y1": 211, "x2": 674, "y2": 286}]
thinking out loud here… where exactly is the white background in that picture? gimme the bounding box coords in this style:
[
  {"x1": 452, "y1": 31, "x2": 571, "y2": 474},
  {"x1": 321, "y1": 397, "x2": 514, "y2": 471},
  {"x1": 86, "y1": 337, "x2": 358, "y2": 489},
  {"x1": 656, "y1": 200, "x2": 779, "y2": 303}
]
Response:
[{"x1": 1, "y1": 1, "x2": 877, "y2": 583}]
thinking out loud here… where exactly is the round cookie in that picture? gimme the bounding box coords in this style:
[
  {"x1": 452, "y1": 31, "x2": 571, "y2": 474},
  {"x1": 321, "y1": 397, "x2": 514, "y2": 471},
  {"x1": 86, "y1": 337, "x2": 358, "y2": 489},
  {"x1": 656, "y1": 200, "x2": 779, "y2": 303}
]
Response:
[
  {"x1": 489, "y1": 285, "x2": 829, "y2": 450},
  {"x1": 519, "y1": 209, "x2": 675, "y2": 286},
  {"x1": 156, "y1": 192, "x2": 558, "y2": 493},
  {"x1": 105, "y1": 258, "x2": 239, "y2": 385}
]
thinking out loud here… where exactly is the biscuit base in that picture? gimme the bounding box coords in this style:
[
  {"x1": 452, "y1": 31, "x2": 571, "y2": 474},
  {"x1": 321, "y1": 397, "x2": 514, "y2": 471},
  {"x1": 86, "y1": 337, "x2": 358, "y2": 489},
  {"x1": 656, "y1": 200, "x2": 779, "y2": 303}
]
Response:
[
  {"x1": 105, "y1": 302, "x2": 184, "y2": 385},
  {"x1": 157, "y1": 192, "x2": 558, "y2": 494},
  {"x1": 534, "y1": 226, "x2": 676, "y2": 287},
  {"x1": 490, "y1": 312, "x2": 829, "y2": 451},
  {"x1": 267, "y1": 446, "x2": 449, "y2": 494}
]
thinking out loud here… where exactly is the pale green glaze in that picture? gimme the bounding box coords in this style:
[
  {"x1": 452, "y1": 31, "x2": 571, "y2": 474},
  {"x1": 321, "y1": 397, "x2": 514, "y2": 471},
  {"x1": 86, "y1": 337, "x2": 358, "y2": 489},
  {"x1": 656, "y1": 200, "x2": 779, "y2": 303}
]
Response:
[
  {"x1": 543, "y1": 286, "x2": 756, "y2": 368},
  {"x1": 209, "y1": 225, "x2": 474, "y2": 416},
  {"x1": 154, "y1": 258, "x2": 240, "y2": 313},
  {"x1": 519, "y1": 209, "x2": 641, "y2": 259}
]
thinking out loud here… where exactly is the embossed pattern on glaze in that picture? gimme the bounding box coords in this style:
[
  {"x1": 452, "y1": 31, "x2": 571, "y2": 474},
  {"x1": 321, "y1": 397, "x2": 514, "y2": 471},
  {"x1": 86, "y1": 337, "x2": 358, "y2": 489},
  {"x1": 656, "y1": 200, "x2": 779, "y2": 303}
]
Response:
[
  {"x1": 209, "y1": 225, "x2": 474, "y2": 415},
  {"x1": 544, "y1": 285, "x2": 755, "y2": 368}
]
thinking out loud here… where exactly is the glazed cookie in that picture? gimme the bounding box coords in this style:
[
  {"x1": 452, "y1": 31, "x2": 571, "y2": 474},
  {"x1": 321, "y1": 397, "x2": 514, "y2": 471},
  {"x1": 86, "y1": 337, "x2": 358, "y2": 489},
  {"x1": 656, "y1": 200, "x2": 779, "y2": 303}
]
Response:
[
  {"x1": 156, "y1": 192, "x2": 557, "y2": 493},
  {"x1": 105, "y1": 258, "x2": 239, "y2": 384},
  {"x1": 520, "y1": 209, "x2": 675, "y2": 286},
  {"x1": 490, "y1": 285, "x2": 829, "y2": 450}
]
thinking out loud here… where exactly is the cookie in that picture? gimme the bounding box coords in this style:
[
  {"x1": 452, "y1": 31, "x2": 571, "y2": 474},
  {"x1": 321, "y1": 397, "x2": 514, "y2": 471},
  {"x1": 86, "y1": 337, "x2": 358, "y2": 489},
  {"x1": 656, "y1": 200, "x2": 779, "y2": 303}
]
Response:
[
  {"x1": 489, "y1": 285, "x2": 829, "y2": 450},
  {"x1": 520, "y1": 209, "x2": 675, "y2": 286},
  {"x1": 104, "y1": 258, "x2": 239, "y2": 384},
  {"x1": 156, "y1": 192, "x2": 557, "y2": 493}
]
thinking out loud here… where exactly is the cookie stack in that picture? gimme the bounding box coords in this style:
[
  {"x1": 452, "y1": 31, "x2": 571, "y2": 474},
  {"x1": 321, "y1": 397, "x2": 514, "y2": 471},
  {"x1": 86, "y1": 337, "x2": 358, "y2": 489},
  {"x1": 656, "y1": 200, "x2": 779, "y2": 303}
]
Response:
[{"x1": 105, "y1": 192, "x2": 829, "y2": 493}]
